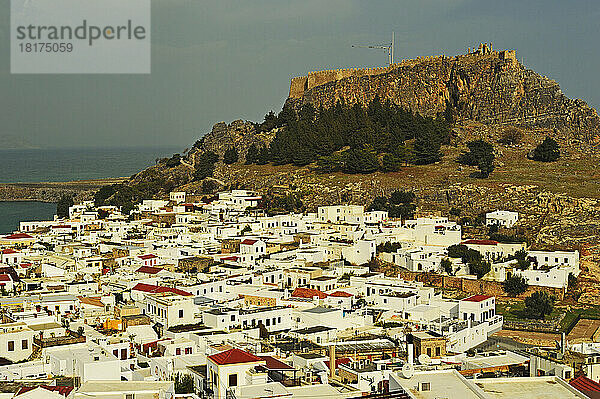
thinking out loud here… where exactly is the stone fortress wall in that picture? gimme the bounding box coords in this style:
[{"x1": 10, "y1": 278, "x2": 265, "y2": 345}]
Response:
[{"x1": 289, "y1": 43, "x2": 516, "y2": 98}]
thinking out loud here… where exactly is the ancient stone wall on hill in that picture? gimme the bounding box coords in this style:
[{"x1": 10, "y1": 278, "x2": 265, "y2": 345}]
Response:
[{"x1": 287, "y1": 47, "x2": 600, "y2": 142}]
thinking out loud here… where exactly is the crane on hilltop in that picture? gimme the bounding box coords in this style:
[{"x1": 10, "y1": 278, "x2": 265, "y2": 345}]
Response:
[{"x1": 352, "y1": 32, "x2": 395, "y2": 65}]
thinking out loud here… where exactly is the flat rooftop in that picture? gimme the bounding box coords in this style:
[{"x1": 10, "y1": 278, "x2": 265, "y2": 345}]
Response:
[
  {"x1": 463, "y1": 351, "x2": 528, "y2": 369},
  {"x1": 393, "y1": 369, "x2": 485, "y2": 399},
  {"x1": 475, "y1": 376, "x2": 588, "y2": 399}
]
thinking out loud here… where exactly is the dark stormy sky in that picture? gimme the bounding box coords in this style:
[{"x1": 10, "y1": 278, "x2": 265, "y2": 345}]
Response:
[{"x1": 0, "y1": 0, "x2": 599, "y2": 148}]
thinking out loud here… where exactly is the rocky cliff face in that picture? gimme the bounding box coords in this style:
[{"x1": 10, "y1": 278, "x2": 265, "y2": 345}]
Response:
[
  {"x1": 287, "y1": 50, "x2": 600, "y2": 144},
  {"x1": 191, "y1": 120, "x2": 275, "y2": 163}
]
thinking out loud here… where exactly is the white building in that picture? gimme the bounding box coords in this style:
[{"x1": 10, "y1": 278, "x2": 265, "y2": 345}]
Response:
[
  {"x1": 486, "y1": 210, "x2": 519, "y2": 228},
  {"x1": 206, "y1": 348, "x2": 267, "y2": 399},
  {"x1": 0, "y1": 322, "x2": 34, "y2": 362}
]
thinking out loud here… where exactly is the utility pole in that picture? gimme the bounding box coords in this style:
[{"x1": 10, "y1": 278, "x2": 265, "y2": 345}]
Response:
[{"x1": 352, "y1": 32, "x2": 395, "y2": 65}]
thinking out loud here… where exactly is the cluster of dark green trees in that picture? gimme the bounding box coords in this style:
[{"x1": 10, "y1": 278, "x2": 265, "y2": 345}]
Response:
[
  {"x1": 193, "y1": 151, "x2": 219, "y2": 181},
  {"x1": 94, "y1": 175, "x2": 177, "y2": 214},
  {"x1": 259, "y1": 191, "x2": 304, "y2": 216},
  {"x1": 368, "y1": 190, "x2": 417, "y2": 220},
  {"x1": 457, "y1": 140, "x2": 495, "y2": 178},
  {"x1": 377, "y1": 241, "x2": 403, "y2": 253},
  {"x1": 246, "y1": 97, "x2": 451, "y2": 172},
  {"x1": 447, "y1": 244, "x2": 491, "y2": 278}
]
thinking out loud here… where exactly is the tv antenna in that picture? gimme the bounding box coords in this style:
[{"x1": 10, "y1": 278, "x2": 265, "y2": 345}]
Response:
[{"x1": 352, "y1": 32, "x2": 395, "y2": 65}]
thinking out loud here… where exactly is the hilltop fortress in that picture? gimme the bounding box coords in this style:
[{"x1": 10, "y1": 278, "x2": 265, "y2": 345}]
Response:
[
  {"x1": 286, "y1": 43, "x2": 600, "y2": 143},
  {"x1": 289, "y1": 43, "x2": 516, "y2": 99}
]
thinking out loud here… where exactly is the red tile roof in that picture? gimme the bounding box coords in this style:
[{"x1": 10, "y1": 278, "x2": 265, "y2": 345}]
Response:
[
  {"x1": 292, "y1": 287, "x2": 327, "y2": 299},
  {"x1": 0, "y1": 274, "x2": 11, "y2": 282},
  {"x1": 462, "y1": 239, "x2": 499, "y2": 246},
  {"x1": 462, "y1": 295, "x2": 493, "y2": 302},
  {"x1": 1, "y1": 249, "x2": 17, "y2": 254},
  {"x1": 258, "y1": 355, "x2": 295, "y2": 370},
  {"x1": 78, "y1": 296, "x2": 104, "y2": 307},
  {"x1": 16, "y1": 385, "x2": 74, "y2": 397},
  {"x1": 325, "y1": 357, "x2": 352, "y2": 370},
  {"x1": 571, "y1": 375, "x2": 600, "y2": 397},
  {"x1": 241, "y1": 239, "x2": 259, "y2": 245},
  {"x1": 221, "y1": 256, "x2": 240, "y2": 261},
  {"x1": 132, "y1": 282, "x2": 192, "y2": 297},
  {"x1": 208, "y1": 348, "x2": 263, "y2": 366},
  {"x1": 3, "y1": 233, "x2": 34, "y2": 240},
  {"x1": 329, "y1": 291, "x2": 353, "y2": 298},
  {"x1": 138, "y1": 254, "x2": 157, "y2": 260},
  {"x1": 136, "y1": 266, "x2": 163, "y2": 274}
]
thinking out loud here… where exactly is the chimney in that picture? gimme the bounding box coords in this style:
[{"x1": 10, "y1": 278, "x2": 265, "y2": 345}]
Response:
[
  {"x1": 329, "y1": 344, "x2": 336, "y2": 378},
  {"x1": 407, "y1": 334, "x2": 414, "y2": 366}
]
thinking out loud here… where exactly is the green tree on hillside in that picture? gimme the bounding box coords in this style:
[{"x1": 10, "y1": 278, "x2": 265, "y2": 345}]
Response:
[
  {"x1": 470, "y1": 260, "x2": 491, "y2": 279},
  {"x1": 531, "y1": 137, "x2": 560, "y2": 162},
  {"x1": 193, "y1": 151, "x2": 219, "y2": 181},
  {"x1": 245, "y1": 144, "x2": 259, "y2": 164},
  {"x1": 458, "y1": 140, "x2": 495, "y2": 178},
  {"x1": 368, "y1": 190, "x2": 417, "y2": 220},
  {"x1": 441, "y1": 258, "x2": 453, "y2": 275},
  {"x1": 223, "y1": 147, "x2": 239, "y2": 164},
  {"x1": 524, "y1": 291, "x2": 554, "y2": 319},
  {"x1": 342, "y1": 148, "x2": 379, "y2": 174},
  {"x1": 57, "y1": 194, "x2": 74, "y2": 219},
  {"x1": 503, "y1": 275, "x2": 528, "y2": 296}
]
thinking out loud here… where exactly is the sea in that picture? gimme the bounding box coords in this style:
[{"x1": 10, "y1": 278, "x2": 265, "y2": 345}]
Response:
[{"x1": 0, "y1": 147, "x2": 180, "y2": 234}]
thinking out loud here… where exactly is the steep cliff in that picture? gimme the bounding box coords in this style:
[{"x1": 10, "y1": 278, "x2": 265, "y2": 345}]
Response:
[{"x1": 287, "y1": 48, "x2": 600, "y2": 144}]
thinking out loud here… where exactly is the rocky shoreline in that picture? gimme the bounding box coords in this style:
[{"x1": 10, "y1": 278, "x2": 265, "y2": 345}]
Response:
[{"x1": 0, "y1": 177, "x2": 127, "y2": 203}]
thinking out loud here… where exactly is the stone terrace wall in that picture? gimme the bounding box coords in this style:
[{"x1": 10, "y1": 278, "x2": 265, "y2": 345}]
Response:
[{"x1": 396, "y1": 270, "x2": 565, "y2": 300}]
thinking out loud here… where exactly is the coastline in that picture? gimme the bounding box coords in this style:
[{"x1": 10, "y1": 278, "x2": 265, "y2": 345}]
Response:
[{"x1": 0, "y1": 177, "x2": 128, "y2": 203}]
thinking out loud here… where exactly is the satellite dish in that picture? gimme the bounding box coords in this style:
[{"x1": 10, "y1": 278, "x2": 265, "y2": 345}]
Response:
[
  {"x1": 401, "y1": 363, "x2": 414, "y2": 379},
  {"x1": 418, "y1": 354, "x2": 431, "y2": 365}
]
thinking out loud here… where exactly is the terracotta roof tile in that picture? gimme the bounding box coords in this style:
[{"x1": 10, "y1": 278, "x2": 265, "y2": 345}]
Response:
[{"x1": 208, "y1": 348, "x2": 263, "y2": 365}]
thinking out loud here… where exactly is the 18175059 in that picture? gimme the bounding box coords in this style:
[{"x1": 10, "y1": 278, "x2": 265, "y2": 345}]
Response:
[{"x1": 19, "y1": 42, "x2": 73, "y2": 53}]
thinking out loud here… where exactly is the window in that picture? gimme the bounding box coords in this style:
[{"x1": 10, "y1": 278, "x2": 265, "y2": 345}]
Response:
[
  {"x1": 176, "y1": 348, "x2": 181, "y2": 355},
  {"x1": 231, "y1": 315, "x2": 235, "y2": 321},
  {"x1": 426, "y1": 348, "x2": 432, "y2": 357},
  {"x1": 421, "y1": 382, "x2": 430, "y2": 391},
  {"x1": 564, "y1": 371, "x2": 571, "y2": 379},
  {"x1": 179, "y1": 309, "x2": 184, "y2": 318},
  {"x1": 7, "y1": 341, "x2": 14, "y2": 351},
  {"x1": 228, "y1": 373, "x2": 238, "y2": 387},
  {"x1": 22, "y1": 340, "x2": 28, "y2": 350},
  {"x1": 126, "y1": 394, "x2": 135, "y2": 399}
]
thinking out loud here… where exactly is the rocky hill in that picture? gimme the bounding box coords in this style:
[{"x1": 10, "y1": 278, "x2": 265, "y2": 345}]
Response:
[{"x1": 287, "y1": 43, "x2": 600, "y2": 145}]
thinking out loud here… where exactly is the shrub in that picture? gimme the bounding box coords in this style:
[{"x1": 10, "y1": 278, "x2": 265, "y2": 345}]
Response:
[
  {"x1": 499, "y1": 127, "x2": 523, "y2": 145},
  {"x1": 503, "y1": 275, "x2": 528, "y2": 296},
  {"x1": 531, "y1": 137, "x2": 560, "y2": 162},
  {"x1": 165, "y1": 153, "x2": 182, "y2": 168},
  {"x1": 524, "y1": 291, "x2": 554, "y2": 319}
]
